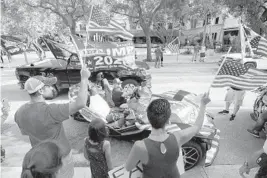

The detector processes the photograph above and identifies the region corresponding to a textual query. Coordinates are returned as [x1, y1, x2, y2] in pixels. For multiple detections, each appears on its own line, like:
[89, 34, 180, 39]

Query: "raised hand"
[200, 92, 211, 106]
[80, 67, 91, 80]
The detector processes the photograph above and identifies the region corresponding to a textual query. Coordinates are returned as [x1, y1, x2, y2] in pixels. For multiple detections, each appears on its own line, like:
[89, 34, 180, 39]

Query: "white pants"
[225, 88, 245, 106]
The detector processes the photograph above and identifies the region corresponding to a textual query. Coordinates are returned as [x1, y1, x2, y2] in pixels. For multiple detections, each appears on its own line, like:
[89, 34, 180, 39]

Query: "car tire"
[182, 140, 203, 171]
[121, 79, 139, 91]
[244, 62, 256, 69]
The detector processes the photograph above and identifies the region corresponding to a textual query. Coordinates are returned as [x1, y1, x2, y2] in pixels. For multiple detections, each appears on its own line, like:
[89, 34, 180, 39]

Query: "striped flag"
[211, 60, 267, 90]
[245, 27, 267, 58]
[250, 35, 267, 58]
[87, 6, 133, 40]
[167, 37, 180, 53]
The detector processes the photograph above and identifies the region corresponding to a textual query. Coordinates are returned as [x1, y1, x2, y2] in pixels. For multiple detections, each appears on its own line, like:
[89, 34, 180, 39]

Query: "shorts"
[225, 88, 245, 106]
[57, 150, 74, 178]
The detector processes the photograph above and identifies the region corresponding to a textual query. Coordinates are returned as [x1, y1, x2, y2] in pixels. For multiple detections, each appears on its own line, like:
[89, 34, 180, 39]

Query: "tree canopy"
[220, 0, 267, 34]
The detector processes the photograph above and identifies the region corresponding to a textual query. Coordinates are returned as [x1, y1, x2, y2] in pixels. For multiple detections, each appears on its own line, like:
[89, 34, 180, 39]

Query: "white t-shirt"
[89, 94, 110, 123]
[263, 140, 267, 154]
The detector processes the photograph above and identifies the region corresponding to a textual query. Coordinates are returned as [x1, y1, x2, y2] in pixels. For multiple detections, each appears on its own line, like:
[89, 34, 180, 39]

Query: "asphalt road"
[1, 60, 266, 171]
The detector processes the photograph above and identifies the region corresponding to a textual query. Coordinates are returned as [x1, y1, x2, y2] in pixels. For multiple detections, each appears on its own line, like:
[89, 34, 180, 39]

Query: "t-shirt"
[264, 140, 267, 154]
[15, 102, 71, 156]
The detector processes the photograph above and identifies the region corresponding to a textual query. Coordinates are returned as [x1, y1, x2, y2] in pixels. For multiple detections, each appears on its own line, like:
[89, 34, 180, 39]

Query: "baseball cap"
[24, 76, 57, 94]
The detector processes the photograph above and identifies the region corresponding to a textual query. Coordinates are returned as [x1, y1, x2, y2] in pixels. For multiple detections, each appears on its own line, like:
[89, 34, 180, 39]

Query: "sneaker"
[247, 129, 260, 138]
[229, 114, 235, 121]
[218, 110, 229, 114]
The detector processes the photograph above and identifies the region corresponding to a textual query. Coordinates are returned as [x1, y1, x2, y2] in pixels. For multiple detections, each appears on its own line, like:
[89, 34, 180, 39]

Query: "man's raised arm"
[69, 67, 91, 115]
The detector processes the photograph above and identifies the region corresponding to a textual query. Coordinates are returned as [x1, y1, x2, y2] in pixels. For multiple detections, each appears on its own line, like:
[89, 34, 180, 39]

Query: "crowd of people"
[10, 65, 213, 178]
[215, 86, 267, 177]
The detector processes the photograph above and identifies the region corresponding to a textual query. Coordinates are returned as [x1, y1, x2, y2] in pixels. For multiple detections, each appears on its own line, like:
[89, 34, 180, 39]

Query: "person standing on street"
[160, 45, 164, 67]
[15, 67, 91, 178]
[218, 87, 246, 121]
[154, 46, 162, 68]
[192, 43, 199, 63]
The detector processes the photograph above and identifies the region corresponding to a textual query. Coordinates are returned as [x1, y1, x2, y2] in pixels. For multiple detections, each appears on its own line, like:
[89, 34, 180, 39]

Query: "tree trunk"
[202, 14, 208, 47]
[23, 50, 29, 64]
[143, 28, 152, 62]
[1, 43, 12, 62]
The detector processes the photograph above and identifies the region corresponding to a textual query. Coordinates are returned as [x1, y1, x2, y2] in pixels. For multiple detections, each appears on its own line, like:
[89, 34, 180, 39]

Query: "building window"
[215, 17, 219, 24]
[212, 33, 217, 40]
[168, 23, 173, 29]
[190, 19, 197, 28]
[203, 20, 205, 26]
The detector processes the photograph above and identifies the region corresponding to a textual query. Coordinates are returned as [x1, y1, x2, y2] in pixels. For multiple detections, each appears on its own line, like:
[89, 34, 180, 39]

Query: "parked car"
[218, 53, 267, 69]
[69, 86, 220, 171]
[15, 38, 151, 99]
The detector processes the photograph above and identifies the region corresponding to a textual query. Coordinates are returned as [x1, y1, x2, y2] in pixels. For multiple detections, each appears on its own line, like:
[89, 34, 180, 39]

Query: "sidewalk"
[136, 52, 223, 64]
[1, 165, 259, 178]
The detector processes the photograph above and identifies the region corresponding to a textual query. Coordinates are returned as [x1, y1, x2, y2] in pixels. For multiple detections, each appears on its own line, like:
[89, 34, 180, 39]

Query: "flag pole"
[85, 5, 94, 50]
[239, 18, 246, 62]
[207, 46, 232, 93]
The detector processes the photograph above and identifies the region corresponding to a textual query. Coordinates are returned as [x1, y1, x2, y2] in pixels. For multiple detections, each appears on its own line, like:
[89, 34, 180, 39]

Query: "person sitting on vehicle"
[21, 141, 63, 178]
[112, 78, 127, 107]
[106, 87, 150, 128]
[95, 72, 114, 107]
[247, 95, 267, 138]
[87, 85, 111, 123]
[124, 93, 210, 178]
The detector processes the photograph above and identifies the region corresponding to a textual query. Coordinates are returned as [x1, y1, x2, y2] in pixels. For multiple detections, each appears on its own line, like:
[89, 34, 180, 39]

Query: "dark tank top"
[142, 134, 180, 178]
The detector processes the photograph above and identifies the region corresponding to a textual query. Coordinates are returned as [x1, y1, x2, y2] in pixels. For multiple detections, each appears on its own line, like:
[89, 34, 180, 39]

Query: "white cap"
[24, 76, 57, 94]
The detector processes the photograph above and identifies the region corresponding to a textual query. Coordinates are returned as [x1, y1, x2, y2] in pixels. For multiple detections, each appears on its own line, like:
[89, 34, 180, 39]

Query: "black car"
[15, 38, 151, 99]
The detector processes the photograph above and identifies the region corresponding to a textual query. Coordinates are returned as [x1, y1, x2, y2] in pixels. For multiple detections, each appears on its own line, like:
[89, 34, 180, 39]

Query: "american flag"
[249, 32, 267, 58]
[167, 37, 180, 53]
[211, 60, 267, 90]
[87, 6, 133, 40]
